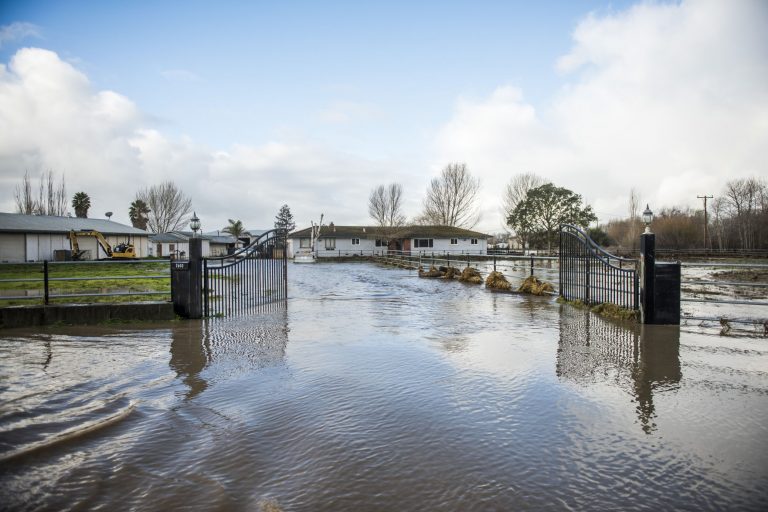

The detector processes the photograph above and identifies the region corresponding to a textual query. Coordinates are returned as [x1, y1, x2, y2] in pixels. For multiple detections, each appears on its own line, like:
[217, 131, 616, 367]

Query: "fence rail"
[0, 260, 170, 305]
[679, 261, 768, 323]
[376, 248, 767, 325]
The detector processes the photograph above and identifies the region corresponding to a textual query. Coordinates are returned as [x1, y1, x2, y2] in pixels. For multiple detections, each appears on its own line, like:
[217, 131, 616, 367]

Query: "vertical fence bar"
[204, 259, 209, 317]
[44, 260, 49, 305]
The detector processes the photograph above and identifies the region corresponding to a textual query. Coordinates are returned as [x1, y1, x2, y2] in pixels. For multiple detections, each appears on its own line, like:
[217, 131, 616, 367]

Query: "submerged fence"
[373, 250, 767, 326]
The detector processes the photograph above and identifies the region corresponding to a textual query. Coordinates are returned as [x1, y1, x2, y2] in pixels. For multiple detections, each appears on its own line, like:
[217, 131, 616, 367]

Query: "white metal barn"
[0, 212, 150, 262]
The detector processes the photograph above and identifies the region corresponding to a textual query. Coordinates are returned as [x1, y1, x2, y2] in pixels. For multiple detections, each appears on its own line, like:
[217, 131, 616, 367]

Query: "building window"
[169, 244, 175, 252]
[450, 238, 458, 245]
[351, 238, 360, 245]
[325, 238, 336, 250]
[471, 238, 478, 245]
[414, 239, 433, 248]
[300, 238, 310, 248]
[375, 239, 387, 247]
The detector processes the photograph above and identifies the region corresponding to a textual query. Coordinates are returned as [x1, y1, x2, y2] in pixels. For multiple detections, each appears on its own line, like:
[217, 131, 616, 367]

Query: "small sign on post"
[170, 238, 203, 319]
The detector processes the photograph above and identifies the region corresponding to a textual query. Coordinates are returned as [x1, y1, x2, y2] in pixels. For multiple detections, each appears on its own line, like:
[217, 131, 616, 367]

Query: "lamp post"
[642, 204, 654, 234]
[190, 212, 201, 238]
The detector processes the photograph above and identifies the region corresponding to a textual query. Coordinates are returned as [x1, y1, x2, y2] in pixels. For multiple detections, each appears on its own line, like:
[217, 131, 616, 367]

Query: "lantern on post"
[190, 212, 201, 237]
[642, 204, 654, 234]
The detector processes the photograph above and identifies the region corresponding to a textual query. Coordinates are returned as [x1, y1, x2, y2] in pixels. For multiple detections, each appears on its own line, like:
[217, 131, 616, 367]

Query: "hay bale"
[419, 265, 444, 278]
[518, 276, 555, 295]
[442, 266, 460, 279]
[485, 271, 512, 291]
[458, 266, 483, 284]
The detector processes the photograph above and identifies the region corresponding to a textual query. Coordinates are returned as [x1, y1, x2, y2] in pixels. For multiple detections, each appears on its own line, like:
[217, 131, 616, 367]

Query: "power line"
[697, 194, 713, 249]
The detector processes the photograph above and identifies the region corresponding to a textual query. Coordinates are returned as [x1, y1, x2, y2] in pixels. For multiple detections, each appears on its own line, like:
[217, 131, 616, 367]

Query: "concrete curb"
[0, 302, 175, 329]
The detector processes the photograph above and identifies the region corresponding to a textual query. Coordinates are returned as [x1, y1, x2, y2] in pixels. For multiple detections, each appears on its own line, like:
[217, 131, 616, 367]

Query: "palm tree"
[129, 199, 151, 230]
[223, 219, 245, 240]
[72, 192, 91, 218]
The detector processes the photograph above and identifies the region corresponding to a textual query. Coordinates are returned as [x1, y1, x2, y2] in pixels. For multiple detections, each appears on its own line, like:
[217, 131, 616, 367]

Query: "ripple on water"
[1, 263, 767, 511]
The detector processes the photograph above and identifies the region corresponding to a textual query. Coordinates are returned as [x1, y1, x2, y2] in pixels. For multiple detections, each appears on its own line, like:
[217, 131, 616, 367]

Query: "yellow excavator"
[69, 230, 138, 260]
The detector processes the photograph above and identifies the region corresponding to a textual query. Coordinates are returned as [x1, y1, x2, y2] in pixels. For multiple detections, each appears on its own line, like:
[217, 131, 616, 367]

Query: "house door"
[157, 244, 162, 257]
[402, 238, 411, 255]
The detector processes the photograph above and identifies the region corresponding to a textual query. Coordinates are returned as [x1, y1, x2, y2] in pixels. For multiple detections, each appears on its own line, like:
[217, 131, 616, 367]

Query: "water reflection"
[169, 305, 290, 400]
[557, 306, 681, 433]
[169, 323, 210, 400]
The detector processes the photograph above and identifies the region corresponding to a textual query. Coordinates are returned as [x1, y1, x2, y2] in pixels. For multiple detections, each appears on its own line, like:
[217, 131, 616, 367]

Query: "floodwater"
[1, 263, 767, 511]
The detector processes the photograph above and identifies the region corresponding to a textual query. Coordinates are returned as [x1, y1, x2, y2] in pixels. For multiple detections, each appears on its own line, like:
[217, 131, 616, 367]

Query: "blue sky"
[0, 0, 765, 232]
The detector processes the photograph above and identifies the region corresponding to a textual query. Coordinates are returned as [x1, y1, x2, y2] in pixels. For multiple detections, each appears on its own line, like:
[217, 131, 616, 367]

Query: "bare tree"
[137, 181, 193, 233]
[723, 177, 765, 250]
[627, 187, 641, 250]
[369, 183, 406, 228]
[14, 170, 67, 216]
[501, 173, 544, 220]
[421, 163, 481, 228]
[14, 171, 36, 214]
[710, 197, 727, 250]
[501, 173, 544, 248]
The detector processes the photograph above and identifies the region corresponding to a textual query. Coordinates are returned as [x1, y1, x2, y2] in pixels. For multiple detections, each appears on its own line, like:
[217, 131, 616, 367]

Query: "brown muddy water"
[1, 262, 767, 511]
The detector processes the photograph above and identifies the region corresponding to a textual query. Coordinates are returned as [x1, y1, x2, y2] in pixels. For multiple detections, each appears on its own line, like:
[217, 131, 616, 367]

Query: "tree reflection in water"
[169, 304, 289, 400]
[557, 305, 681, 433]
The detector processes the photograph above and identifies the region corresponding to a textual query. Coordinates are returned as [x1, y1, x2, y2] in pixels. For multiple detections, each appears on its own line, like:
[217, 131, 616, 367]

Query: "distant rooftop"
[0, 212, 149, 236]
[289, 225, 490, 239]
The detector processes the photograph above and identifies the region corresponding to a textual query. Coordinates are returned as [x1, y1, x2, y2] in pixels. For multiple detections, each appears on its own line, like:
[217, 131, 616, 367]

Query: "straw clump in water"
[419, 265, 444, 278]
[442, 266, 460, 279]
[518, 276, 554, 295]
[485, 271, 512, 291]
[459, 266, 483, 284]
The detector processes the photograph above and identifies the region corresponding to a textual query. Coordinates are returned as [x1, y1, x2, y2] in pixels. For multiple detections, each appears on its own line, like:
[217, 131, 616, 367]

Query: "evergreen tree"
[223, 219, 245, 239]
[129, 199, 151, 230]
[274, 204, 296, 233]
[508, 183, 597, 254]
[72, 191, 91, 218]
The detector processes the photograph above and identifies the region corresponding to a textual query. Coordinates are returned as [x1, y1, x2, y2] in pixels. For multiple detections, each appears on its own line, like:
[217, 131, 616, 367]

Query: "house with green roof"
[287, 223, 489, 259]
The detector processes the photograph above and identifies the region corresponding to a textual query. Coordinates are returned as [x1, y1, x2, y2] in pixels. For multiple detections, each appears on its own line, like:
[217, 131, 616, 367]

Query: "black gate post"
[171, 237, 203, 319]
[640, 232, 655, 324]
[640, 231, 681, 325]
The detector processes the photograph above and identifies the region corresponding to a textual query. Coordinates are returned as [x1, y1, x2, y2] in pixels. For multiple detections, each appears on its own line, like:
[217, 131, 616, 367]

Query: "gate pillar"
[640, 233, 655, 324]
[640, 232, 680, 325]
[171, 237, 203, 319]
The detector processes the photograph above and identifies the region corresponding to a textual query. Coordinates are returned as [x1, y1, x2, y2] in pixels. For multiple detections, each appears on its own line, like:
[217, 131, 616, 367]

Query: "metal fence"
[203, 229, 287, 317]
[374, 251, 560, 289]
[311, 249, 489, 258]
[559, 224, 639, 310]
[680, 261, 768, 326]
[0, 260, 170, 305]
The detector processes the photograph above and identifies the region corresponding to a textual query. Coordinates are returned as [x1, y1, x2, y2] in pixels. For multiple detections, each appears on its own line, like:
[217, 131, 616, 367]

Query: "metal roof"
[0, 212, 150, 236]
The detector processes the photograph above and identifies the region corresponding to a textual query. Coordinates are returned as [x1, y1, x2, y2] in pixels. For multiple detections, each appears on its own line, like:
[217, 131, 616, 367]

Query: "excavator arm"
[68, 230, 137, 260]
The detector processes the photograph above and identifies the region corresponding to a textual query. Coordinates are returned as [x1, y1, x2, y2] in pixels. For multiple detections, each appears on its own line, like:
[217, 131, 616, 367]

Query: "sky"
[0, 0, 766, 234]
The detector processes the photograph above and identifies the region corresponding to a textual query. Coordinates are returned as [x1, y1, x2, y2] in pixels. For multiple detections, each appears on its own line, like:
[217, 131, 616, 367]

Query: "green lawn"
[0, 261, 171, 306]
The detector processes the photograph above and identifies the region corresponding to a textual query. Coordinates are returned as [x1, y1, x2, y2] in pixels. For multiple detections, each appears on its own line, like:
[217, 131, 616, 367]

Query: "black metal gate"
[203, 229, 287, 317]
[559, 224, 638, 310]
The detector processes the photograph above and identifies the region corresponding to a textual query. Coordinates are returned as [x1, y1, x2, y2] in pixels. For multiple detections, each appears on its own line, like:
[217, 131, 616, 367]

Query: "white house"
[149, 231, 243, 258]
[0, 212, 150, 262]
[287, 224, 489, 258]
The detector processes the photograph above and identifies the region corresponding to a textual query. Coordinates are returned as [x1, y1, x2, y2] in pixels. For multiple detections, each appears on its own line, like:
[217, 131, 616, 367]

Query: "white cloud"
[436, 0, 768, 231]
[0, 22, 41, 49]
[0, 47, 404, 230]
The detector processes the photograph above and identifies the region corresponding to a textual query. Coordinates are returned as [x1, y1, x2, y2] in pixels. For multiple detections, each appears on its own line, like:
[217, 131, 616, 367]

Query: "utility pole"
[697, 194, 713, 250]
